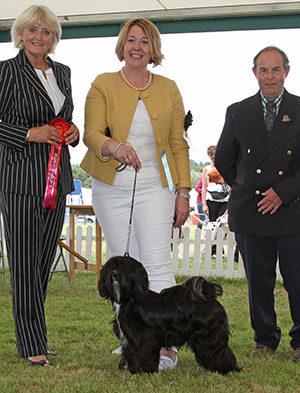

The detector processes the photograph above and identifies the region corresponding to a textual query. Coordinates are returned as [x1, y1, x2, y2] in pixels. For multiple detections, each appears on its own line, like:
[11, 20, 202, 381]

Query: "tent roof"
[1, 0, 300, 41]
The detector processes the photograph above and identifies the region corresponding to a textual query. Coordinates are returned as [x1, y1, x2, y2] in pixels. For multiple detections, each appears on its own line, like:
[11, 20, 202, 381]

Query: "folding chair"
[49, 236, 71, 283]
[66, 179, 85, 224]
[67, 179, 84, 205]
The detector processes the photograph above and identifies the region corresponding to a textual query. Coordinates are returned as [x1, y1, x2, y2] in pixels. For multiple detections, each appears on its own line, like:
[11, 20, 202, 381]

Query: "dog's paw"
[118, 358, 126, 370]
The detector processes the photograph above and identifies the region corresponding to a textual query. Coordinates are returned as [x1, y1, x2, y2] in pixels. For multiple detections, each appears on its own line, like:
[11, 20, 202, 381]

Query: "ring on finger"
[125, 158, 129, 162]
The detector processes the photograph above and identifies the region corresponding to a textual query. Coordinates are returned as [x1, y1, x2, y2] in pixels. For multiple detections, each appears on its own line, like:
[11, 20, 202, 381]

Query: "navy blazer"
[215, 89, 300, 236]
[0, 50, 77, 196]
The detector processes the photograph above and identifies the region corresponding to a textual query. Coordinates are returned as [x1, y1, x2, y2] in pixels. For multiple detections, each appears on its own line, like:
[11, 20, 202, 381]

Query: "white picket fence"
[171, 226, 246, 278]
[1, 222, 284, 281]
[56, 224, 246, 279]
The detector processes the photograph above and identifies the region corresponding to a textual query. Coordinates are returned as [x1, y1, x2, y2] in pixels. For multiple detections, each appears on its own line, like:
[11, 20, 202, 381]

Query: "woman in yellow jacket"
[81, 18, 191, 370]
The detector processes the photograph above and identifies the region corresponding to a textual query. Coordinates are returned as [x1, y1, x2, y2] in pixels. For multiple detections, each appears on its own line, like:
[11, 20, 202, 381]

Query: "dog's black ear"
[99, 256, 149, 303]
[125, 256, 149, 298]
[98, 261, 111, 299]
[98, 256, 124, 301]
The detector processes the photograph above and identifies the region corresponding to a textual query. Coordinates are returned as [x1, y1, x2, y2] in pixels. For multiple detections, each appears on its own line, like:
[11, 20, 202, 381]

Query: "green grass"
[0, 271, 299, 393]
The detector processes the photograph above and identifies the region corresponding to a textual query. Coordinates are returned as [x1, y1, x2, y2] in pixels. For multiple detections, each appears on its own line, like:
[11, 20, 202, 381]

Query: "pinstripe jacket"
[81, 72, 191, 190]
[0, 50, 77, 196]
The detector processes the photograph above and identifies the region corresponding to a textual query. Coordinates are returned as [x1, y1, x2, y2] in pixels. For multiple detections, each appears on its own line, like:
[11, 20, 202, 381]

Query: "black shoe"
[24, 357, 50, 366]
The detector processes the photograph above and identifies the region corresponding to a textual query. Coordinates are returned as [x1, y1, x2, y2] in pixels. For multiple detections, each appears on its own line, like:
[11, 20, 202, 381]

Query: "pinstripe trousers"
[0, 192, 65, 357]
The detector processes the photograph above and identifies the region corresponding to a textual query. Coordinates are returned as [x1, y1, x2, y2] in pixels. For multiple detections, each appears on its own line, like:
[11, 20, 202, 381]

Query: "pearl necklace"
[120, 68, 152, 91]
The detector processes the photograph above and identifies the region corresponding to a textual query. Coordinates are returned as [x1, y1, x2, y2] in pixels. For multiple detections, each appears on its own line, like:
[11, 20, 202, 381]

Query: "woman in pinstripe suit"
[0, 5, 79, 366]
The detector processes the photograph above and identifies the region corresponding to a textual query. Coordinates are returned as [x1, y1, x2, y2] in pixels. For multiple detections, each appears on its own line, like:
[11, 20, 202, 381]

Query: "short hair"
[253, 46, 289, 72]
[207, 145, 216, 157]
[115, 18, 164, 67]
[11, 5, 61, 55]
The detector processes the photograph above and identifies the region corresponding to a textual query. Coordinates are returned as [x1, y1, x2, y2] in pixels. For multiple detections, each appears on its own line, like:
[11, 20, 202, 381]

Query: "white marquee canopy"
[1, 0, 300, 30]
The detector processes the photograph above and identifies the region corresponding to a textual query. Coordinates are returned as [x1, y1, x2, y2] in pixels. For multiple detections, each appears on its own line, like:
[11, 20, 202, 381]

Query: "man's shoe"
[250, 344, 275, 356]
[293, 348, 300, 361]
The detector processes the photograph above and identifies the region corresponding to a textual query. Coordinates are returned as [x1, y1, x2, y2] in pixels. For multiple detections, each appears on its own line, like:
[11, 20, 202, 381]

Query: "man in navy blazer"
[215, 46, 300, 361]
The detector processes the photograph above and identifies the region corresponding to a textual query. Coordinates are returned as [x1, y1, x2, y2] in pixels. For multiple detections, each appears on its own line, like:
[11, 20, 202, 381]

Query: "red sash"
[43, 117, 70, 210]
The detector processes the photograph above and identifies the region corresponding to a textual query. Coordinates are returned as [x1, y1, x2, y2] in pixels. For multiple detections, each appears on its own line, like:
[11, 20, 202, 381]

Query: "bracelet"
[25, 129, 31, 142]
[176, 191, 190, 201]
[112, 142, 123, 159]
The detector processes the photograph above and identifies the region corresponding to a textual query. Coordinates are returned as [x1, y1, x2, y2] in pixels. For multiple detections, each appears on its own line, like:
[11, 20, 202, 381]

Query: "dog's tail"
[182, 276, 223, 302]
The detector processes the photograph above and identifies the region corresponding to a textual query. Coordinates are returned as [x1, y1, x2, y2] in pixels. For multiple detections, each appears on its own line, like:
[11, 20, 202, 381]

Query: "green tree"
[191, 169, 201, 188]
[189, 159, 210, 188]
[72, 164, 92, 188]
[190, 159, 200, 166]
[72, 160, 210, 190]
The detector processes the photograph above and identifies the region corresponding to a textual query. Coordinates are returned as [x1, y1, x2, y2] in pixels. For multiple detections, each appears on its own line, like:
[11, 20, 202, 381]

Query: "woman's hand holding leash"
[101, 139, 141, 171]
[114, 143, 141, 171]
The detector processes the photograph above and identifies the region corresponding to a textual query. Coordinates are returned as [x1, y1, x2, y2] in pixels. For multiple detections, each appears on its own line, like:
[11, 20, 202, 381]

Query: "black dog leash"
[116, 161, 137, 257]
[124, 170, 137, 256]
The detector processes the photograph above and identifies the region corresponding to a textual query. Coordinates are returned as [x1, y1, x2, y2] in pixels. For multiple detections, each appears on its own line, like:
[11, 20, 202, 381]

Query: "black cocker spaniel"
[99, 255, 241, 374]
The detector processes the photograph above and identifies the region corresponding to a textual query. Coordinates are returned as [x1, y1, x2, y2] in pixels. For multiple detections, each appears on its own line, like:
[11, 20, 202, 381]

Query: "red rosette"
[49, 117, 70, 145]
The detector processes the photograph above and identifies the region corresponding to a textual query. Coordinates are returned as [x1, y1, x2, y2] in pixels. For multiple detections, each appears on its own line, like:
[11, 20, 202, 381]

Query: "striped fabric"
[0, 50, 75, 196]
[0, 192, 65, 357]
[260, 90, 283, 119]
[0, 50, 77, 358]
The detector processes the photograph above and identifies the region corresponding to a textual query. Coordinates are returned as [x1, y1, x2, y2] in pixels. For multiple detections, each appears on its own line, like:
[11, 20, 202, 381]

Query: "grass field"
[0, 270, 299, 393]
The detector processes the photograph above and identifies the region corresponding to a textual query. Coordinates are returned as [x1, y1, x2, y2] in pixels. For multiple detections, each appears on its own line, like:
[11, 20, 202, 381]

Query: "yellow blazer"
[81, 72, 191, 189]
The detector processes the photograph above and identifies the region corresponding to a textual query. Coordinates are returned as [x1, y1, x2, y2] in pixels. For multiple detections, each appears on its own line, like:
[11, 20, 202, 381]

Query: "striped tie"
[265, 101, 276, 132]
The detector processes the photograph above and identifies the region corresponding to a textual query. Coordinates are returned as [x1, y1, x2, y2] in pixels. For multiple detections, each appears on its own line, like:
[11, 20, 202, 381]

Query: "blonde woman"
[81, 18, 191, 370]
[0, 5, 79, 366]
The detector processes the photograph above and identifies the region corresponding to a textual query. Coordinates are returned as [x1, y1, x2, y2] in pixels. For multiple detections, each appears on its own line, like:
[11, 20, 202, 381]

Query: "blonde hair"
[11, 5, 61, 55]
[115, 18, 164, 67]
